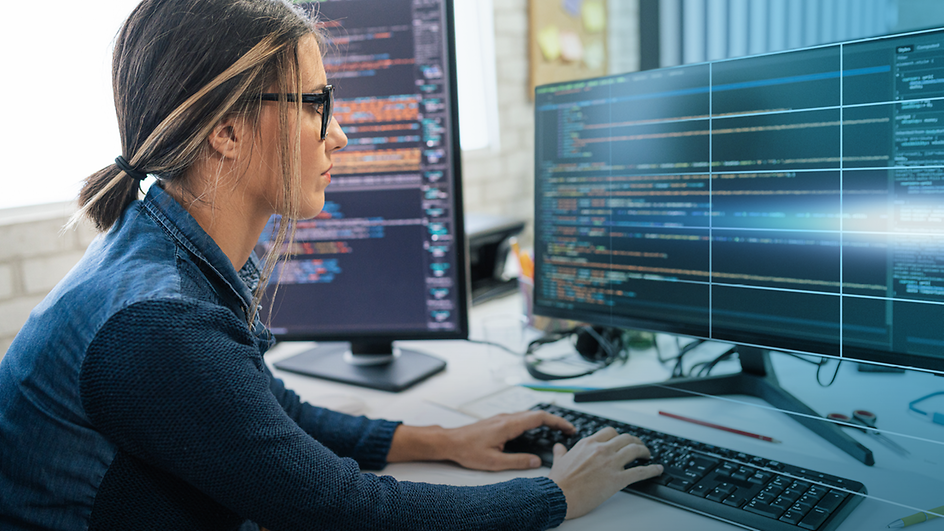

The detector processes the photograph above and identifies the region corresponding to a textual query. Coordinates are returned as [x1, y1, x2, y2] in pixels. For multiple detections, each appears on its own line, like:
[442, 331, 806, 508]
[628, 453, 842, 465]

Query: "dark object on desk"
[508, 404, 867, 531]
[524, 326, 627, 380]
[274, 342, 446, 393]
[857, 362, 905, 373]
[465, 213, 525, 305]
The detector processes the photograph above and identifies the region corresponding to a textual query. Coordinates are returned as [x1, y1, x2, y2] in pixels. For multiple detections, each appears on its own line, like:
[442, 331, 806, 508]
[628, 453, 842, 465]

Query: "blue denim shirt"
[0, 185, 567, 531]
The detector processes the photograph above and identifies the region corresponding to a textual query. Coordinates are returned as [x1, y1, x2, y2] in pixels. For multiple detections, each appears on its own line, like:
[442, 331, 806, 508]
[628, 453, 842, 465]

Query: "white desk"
[265, 293, 944, 530]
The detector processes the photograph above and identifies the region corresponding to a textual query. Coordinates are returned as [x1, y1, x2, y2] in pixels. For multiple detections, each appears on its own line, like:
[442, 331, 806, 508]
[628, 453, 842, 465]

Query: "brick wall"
[461, 0, 640, 243]
[0, 203, 98, 358]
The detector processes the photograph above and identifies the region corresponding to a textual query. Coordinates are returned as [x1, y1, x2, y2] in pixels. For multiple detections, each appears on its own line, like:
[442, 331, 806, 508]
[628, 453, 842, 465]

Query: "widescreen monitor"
[533, 26, 944, 462]
[256, 0, 467, 392]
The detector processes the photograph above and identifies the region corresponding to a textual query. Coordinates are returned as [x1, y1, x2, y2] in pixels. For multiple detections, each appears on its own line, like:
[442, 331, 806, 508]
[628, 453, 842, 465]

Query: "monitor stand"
[274, 340, 446, 393]
[574, 346, 875, 466]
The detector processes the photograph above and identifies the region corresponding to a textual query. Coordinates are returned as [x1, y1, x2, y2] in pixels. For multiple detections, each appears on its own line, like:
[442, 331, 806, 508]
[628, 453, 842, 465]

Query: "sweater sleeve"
[80, 299, 567, 531]
[264, 364, 399, 470]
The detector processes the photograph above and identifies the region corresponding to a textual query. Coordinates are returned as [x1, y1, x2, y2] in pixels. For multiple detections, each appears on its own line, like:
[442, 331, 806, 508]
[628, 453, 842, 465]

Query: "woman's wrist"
[387, 424, 450, 463]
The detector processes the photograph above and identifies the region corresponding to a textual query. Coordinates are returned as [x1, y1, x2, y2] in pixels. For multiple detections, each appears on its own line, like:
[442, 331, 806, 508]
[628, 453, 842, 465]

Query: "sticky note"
[562, 0, 582, 17]
[582, 0, 605, 33]
[584, 39, 605, 69]
[538, 25, 561, 61]
[559, 30, 583, 62]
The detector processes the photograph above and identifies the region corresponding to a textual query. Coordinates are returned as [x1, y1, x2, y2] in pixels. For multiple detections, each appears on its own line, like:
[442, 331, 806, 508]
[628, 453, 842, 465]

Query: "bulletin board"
[529, 0, 608, 99]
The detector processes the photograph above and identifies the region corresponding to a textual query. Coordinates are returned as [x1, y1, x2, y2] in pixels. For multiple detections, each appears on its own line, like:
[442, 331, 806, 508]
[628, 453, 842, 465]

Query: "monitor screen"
[533, 27, 944, 374]
[256, 0, 467, 346]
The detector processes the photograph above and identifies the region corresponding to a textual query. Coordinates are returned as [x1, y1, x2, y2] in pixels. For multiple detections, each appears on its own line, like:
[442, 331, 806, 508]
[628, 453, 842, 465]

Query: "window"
[454, 0, 501, 152]
[1, 0, 501, 211]
[1, 0, 140, 210]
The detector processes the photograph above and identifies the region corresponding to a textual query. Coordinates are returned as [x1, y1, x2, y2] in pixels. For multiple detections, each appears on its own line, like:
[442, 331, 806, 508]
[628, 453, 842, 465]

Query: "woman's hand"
[547, 427, 663, 519]
[387, 410, 575, 471]
[444, 410, 576, 471]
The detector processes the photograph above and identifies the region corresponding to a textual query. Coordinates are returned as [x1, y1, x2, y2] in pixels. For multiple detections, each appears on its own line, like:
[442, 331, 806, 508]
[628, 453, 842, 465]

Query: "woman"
[0, 0, 662, 529]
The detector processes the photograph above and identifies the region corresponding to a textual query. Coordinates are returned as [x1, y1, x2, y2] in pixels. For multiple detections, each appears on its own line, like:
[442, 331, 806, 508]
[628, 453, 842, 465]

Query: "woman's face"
[251, 33, 347, 220]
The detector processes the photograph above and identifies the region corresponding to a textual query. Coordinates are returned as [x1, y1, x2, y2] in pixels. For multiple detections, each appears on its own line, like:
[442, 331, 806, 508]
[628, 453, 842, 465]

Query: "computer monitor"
[256, 0, 468, 392]
[532, 27, 944, 464]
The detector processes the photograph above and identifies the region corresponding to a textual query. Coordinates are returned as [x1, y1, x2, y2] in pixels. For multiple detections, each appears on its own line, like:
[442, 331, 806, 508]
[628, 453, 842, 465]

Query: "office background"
[1, 0, 943, 359]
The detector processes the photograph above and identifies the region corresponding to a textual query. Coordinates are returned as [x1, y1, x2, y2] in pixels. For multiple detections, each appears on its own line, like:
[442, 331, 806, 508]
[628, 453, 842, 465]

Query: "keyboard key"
[763, 483, 785, 498]
[791, 480, 812, 492]
[780, 488, 804, 503]
[815, 491, 847, 513]
[753, 491, 777, 504]
[771, 497, 792, 512]
[668, 479, 693, 491]
[689, 483, 712, 497]
[791, 501, 815, 516]
[716, 462, 737, 477]
[779, 509, 804, 525]
[749, 471, 773, 485]
[723, 494, 748, 508]
[706, 488, 728, 502]
[744, 500, 785, 519]
[798, 494, 822, 508]
[799, 507, 830, 530]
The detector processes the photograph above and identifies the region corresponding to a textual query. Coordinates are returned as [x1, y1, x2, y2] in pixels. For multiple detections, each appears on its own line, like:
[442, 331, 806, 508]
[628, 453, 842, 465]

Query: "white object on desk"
[307, 393, 367, 416]
[456, 385, 556, 419]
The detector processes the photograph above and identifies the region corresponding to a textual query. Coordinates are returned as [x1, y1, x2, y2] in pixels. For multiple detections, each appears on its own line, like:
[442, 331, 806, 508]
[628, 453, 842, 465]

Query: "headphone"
[524, 326, 627, 380]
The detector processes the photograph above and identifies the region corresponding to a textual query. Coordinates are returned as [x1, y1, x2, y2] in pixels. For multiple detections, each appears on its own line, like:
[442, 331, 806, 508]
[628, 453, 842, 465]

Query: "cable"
[816, 357, 842, 387]
[524, 325, 627, 381]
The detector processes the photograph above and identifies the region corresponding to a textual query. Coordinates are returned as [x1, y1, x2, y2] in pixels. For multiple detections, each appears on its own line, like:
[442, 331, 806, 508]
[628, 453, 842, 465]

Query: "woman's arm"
[264, 364, 399, 469]
[81, 299, 568, 531]
[387, 410, 573, 470]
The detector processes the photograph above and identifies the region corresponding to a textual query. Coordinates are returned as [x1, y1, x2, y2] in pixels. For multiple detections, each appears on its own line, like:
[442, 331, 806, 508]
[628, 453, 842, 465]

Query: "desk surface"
[266, 294, 944, 531]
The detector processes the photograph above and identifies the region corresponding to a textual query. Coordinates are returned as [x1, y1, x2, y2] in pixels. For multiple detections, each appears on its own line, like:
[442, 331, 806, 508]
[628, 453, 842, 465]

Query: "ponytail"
[71, 163, 142, 232]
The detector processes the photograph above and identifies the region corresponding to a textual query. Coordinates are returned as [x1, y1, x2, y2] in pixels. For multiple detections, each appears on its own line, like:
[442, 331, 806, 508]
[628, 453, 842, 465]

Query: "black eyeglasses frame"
[259, 84, 334, 140]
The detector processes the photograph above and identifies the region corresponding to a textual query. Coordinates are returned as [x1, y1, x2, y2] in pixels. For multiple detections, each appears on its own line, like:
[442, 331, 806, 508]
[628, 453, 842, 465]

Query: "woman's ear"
[206, 116, 245, 160]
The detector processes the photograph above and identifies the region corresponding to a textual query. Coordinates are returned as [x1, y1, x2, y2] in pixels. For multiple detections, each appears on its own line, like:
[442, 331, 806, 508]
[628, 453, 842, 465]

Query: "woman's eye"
[310, 103, 324, 115]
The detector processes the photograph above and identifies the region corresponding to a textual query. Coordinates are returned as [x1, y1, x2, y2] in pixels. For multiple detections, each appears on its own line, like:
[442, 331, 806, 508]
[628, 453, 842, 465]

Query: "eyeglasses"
[259, 84, 334, 140]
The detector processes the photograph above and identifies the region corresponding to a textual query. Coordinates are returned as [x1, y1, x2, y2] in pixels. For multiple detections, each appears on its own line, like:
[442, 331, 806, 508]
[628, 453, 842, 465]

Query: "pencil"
[659, 410, 782, 443]
[887, 504, 944, 528]
[519, 383, 600, 393]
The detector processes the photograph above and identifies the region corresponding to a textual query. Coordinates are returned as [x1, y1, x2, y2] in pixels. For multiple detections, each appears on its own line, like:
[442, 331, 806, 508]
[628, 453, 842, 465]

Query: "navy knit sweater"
[0, 185, 568, 530]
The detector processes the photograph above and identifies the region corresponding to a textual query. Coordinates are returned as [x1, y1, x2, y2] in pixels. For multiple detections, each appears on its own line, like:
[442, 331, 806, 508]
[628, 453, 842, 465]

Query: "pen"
[659, 411, 782, 443]
[887, 505, 944, 528]
[519, 383, 600, 393]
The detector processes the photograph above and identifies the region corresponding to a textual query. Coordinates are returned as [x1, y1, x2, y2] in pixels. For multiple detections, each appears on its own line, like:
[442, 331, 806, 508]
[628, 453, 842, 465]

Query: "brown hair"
[72, 0, 322, 323]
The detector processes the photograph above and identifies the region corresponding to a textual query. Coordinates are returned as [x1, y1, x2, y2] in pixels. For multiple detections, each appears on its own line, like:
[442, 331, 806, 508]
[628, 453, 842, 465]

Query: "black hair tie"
[115, 156, 149, 181]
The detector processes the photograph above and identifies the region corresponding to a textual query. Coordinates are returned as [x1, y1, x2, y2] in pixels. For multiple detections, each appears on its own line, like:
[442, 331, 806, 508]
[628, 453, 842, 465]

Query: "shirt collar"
[142, 184, 259, 317]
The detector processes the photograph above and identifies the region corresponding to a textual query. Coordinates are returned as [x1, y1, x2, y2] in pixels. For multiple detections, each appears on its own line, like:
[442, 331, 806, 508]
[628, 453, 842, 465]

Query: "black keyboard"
[506, 404, 867, 531]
